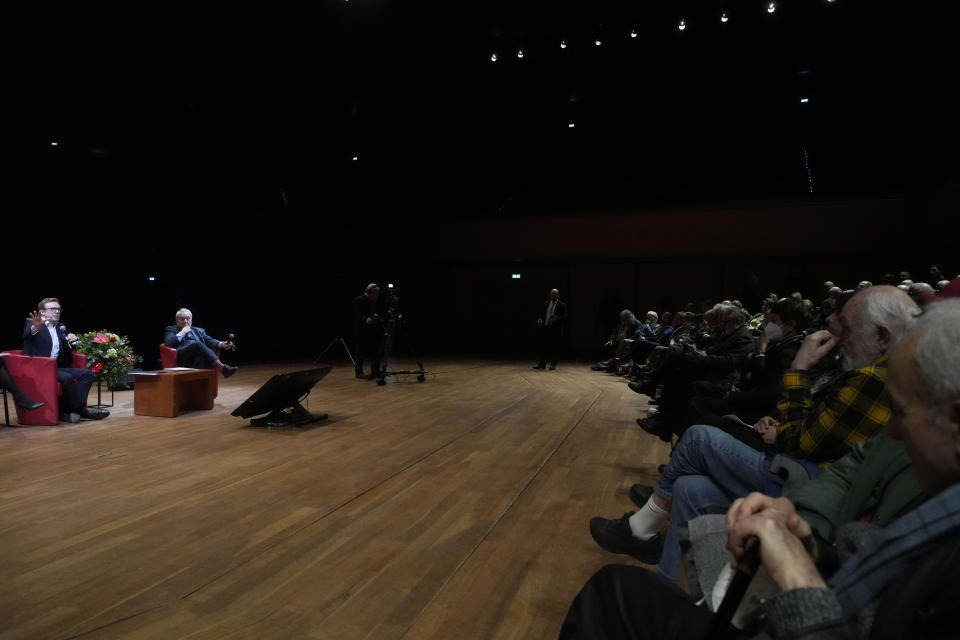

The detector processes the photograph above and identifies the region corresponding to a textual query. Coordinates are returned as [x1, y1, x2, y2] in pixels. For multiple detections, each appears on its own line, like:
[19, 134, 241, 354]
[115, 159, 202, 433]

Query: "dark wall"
[5, 189, 957, 364]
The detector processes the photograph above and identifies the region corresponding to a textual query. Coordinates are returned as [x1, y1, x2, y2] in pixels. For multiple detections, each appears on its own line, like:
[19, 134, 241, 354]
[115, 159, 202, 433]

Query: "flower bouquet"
[74, 331, 143, 389]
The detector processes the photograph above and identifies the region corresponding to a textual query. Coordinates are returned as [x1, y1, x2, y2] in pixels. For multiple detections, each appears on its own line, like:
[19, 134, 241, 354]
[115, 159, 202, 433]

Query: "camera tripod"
[376, 310, 427, 385]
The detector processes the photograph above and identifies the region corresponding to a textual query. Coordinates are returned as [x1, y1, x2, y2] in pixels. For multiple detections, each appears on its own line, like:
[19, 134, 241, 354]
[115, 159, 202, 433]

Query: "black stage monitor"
[231, 366, 332, 427]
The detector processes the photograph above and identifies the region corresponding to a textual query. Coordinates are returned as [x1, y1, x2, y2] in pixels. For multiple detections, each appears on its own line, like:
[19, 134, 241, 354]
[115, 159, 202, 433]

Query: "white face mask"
[763, 322, 784, 342]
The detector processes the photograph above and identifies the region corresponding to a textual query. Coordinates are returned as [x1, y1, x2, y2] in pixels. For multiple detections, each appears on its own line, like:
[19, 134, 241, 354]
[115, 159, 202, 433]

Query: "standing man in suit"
[534, 288, 567, 370]
[164, 308, 237, 377]
[23, 297, 108, 422]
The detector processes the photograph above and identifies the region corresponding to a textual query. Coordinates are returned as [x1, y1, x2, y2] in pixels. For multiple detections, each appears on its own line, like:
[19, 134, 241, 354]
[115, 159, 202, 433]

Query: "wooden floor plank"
[0, 360, 667, 639]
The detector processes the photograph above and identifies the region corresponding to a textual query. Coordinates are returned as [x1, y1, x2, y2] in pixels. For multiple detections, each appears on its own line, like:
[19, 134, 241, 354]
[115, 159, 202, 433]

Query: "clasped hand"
[725, 493, 826, 591]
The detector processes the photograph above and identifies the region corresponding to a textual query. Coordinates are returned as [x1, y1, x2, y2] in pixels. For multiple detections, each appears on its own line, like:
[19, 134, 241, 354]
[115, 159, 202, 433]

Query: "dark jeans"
[559, 565, 716, 640]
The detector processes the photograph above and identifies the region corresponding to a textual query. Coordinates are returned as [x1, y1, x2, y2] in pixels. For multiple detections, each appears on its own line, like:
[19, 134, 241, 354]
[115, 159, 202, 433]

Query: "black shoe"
[549, 363, 557, 370]
[591, 363, 607, 371]
[354, 366, 365, 379]
[15, 398, 44, 411]
[60, 412, 81, 424]
[636, 416, 672, 442]
[628, 380, 657, 396]
[221, 364, 238, 378]
[533, 364, 546, 370]
[79, 408, 109, 420]
[589, 512, 663, 564]
[629, 484, 655, 508]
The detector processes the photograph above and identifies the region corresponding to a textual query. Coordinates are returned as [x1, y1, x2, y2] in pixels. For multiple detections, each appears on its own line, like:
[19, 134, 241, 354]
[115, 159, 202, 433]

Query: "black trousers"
[539, 325, 561, 365]
[56, 367, 94, 412]
[354, 325, 382, 370]
[176, 342, 219, 369]
[0, 361, 31, 403]
[559, 565, 716, 640]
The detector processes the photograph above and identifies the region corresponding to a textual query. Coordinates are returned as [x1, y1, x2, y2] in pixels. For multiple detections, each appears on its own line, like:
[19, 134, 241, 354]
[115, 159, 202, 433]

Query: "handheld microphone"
[58, 324, 78, 349]
[228, 333, 236, 351]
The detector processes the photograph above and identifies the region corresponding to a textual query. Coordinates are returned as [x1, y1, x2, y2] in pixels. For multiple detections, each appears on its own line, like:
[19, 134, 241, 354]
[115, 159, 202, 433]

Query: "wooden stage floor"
[0, 359, 669, 639]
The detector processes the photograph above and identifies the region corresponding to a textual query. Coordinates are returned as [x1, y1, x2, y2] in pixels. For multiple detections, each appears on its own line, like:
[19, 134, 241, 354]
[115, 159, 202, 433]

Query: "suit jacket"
[164, 326, 222, 351]
[22, 321, 74, 367]
[541, 299, 567, 333]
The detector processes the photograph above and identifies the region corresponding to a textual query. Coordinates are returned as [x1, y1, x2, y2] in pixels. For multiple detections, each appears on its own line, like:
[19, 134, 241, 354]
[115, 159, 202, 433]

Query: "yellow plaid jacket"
[776, 356, 890, 465]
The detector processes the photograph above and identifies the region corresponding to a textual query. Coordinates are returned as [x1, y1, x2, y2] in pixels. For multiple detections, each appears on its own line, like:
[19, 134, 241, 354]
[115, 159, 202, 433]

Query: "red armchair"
[158, 344, 219, 398]
[1, 350, 88, 425]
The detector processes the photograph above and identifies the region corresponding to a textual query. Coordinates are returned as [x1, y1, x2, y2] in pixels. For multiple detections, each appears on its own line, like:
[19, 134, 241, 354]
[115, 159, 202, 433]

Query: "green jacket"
[786, 431, 924, 543]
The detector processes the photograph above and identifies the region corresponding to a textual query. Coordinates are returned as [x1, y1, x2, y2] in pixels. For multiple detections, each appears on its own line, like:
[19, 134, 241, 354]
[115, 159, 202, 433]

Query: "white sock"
[628, 497, 669, 540]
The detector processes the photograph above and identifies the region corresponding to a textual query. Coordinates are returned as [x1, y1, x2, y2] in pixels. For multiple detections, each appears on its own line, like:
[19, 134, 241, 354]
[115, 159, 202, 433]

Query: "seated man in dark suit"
[22, 297, 107, 422]
[163, 308, 237, 377]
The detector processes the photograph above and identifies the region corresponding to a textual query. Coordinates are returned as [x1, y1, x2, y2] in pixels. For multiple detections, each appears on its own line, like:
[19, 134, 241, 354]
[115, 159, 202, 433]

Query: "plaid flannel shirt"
[776, 356, 890, 466]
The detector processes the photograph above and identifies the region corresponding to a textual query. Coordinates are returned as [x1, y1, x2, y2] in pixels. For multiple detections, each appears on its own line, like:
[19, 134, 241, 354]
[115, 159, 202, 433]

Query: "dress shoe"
[79, 408, 109, 420]
[354, 366, 365, 379]
[532, 364, 546, 370]
[628, 380, 656, 396]
[629, 484, 655, 508]
[221, 364, 238, 378]
[636, 416, 672, 442]
[589, 512, 663, 564]
[15, 398, 44, 411]
[60, 412, 82, 424]
[549, 363, 557, 370]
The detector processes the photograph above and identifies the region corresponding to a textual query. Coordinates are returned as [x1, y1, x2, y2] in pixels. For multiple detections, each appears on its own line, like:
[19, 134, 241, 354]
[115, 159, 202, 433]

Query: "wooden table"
[133, 369, 216, 417]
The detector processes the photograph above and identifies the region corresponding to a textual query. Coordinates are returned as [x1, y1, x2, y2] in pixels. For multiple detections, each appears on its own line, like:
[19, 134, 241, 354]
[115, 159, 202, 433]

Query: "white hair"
[912, 299, 960, 412]
[646, 310, 659, 322]
[176, 308, 192, 319]
[857, 286, 920, 347]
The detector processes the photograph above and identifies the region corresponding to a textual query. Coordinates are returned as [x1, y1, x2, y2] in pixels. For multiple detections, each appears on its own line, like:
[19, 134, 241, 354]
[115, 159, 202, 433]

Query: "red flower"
[93, 333, 110, 344]
[109, 337, 117, 342]
[91, 361, 104, 373]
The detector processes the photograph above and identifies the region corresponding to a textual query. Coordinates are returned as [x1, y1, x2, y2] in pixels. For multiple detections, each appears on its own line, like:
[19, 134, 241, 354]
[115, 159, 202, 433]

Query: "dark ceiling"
[4, 0, 954, 225]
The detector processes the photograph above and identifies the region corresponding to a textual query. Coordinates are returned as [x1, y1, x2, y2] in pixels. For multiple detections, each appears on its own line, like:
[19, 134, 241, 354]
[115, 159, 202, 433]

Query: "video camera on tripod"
[374, 284, 427, 385]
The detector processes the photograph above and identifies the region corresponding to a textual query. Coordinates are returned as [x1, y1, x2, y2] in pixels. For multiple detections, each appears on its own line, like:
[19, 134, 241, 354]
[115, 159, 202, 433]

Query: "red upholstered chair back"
[158, 344, 219, 398]
[1, 350, 88, 425]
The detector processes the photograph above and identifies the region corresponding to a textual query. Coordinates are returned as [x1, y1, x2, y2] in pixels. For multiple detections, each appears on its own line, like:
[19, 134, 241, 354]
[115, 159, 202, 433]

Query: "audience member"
[592, 310, 640, 372]
[561, 297, 960, 640]
[590, 286, 917, 579]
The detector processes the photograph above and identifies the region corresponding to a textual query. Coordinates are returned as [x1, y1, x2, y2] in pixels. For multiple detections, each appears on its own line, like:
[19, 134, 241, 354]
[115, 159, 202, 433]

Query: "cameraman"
[352, 283, 384, 380]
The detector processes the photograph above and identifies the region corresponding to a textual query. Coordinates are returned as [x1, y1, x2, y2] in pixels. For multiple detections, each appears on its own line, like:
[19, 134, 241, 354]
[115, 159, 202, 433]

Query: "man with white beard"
[589, 285, 920, 581]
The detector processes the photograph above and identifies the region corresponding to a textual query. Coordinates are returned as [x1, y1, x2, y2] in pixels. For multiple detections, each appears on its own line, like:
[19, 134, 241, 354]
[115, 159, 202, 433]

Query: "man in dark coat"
[534, 288, 567, 370]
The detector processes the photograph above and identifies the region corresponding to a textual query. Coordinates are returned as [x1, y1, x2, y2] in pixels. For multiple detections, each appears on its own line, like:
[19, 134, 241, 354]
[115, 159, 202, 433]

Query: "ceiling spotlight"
[630, 29, 637, 38]
[49, 141, 59, 147]
[721, 12, 729, 23]
[767, 3, 776, 13]
[352, 156, 359, 161]
[568, 123, 576, 128]
[490, 52, 497, 62]
[678, 19, 686, 31]
[517, 49, 524, 59]
[560, 40, 567, 49]
[800, 97, 809, 103]
[595, 38, 601, 46]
